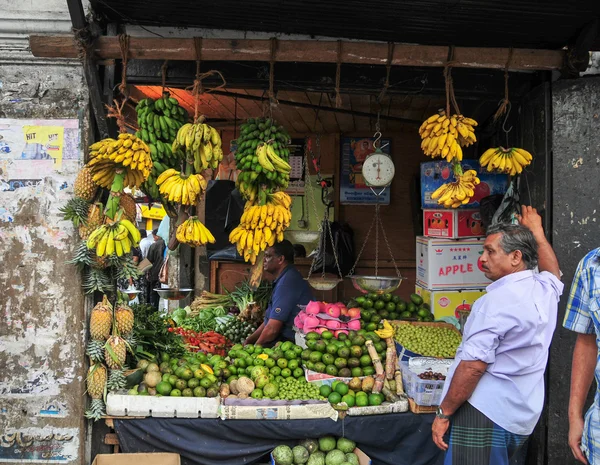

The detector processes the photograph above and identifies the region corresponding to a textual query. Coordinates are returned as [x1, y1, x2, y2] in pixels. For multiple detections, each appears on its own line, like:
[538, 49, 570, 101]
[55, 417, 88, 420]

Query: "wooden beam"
[29, 35, 566, 71]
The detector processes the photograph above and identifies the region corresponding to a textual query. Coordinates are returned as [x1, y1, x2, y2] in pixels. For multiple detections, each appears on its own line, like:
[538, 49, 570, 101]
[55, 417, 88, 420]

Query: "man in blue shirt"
[245, 240, 314, 347]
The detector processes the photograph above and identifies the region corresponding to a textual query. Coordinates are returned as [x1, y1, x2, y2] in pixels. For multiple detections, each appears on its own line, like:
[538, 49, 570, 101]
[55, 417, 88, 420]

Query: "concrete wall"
[0, 1, 90, 464]
[548, 76, 600, 464]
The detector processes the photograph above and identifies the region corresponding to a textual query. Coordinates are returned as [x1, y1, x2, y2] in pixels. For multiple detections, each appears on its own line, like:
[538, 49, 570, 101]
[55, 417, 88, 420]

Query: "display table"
[115, 413, 443, 465]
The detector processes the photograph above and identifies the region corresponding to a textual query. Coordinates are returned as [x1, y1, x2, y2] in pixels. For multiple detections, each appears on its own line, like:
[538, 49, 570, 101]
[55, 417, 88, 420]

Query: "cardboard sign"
[416, 236, 491, 289]
[423, 209, 485, 238]
[415, 285, 486, 318]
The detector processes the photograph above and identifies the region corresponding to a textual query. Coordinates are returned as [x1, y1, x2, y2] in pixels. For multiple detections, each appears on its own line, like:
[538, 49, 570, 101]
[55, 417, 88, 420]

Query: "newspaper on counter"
[219, 401, 338, 421]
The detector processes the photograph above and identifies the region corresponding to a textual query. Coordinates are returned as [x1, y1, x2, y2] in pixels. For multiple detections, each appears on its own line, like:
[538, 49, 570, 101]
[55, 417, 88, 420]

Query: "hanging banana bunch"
[419, 112, 478, 162]
[86, 219, 141, 257]
[229, 192, 291, 264]
[155, 168, 209, 205]
[176, 216, 215, 247]
[172, 121, 224, 172]
[479, 147, 533, 175]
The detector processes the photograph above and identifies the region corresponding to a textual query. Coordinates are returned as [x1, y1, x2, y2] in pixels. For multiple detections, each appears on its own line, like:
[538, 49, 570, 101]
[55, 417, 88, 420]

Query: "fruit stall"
[24, 0, 579, 462]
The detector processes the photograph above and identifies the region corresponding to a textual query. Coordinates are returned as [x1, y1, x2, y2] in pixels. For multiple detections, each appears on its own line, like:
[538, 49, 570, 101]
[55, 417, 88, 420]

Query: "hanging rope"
[160, 60, 169, 96]
[335, 40, 343, 108]
[443, 46, 460, 116]
[268, 38, 279, 105]
[377, 42, 395, 103]
[188, 37, 228, 122]
[105, 99, 136, 134]
[117, 34, 130, 98]
[493, 47, 514, 122]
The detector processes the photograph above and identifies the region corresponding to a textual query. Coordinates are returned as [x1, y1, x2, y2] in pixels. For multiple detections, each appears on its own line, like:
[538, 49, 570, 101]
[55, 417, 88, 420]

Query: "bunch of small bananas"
[375, 320, 395, 339]
[176, 216, 215, 247]
[228, 192, 292, 264]
[479, 147, 533, 175]
[419, 112, 478, 162]
[172, 122, 224, 172]
[431, 170, 481, 208]
[135, 96, 189, 201]
[155, 169, 208, 205]
[87, 134, 153, 189]
[256, 142, 292, 175]
[86, 219, 141, 257]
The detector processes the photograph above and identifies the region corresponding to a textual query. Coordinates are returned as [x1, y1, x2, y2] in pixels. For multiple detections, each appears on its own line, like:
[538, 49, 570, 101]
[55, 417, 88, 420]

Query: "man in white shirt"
[432, 206, 563, 465]
[138, 229, 154, 259]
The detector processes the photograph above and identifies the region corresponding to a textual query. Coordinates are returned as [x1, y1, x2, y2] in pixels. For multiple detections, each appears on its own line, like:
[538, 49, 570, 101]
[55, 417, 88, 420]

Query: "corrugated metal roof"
[90, 0, 599, 50]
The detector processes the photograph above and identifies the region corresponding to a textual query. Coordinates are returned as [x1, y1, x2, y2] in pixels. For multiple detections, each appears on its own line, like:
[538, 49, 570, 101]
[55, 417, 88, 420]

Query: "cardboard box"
[271, 448, 371, 465]
[92, 453, 180, 465]
[421, 160, 508, 209]
[415, 285, 486, 319]
[416, 236, 490, 289]
[423, 209, 485, 238]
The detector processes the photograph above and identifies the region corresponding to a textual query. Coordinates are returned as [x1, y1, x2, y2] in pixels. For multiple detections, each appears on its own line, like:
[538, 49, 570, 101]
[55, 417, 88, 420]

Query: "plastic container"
[399, 361, 445, 406]
[105, 392, 220, 418]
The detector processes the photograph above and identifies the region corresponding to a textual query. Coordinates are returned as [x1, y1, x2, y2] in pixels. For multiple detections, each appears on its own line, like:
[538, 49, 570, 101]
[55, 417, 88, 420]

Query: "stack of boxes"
[416, 160, 508, 320]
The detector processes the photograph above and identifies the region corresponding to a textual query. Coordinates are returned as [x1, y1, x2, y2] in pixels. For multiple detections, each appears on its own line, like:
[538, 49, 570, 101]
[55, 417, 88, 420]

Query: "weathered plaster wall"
[0, 2, 90, 464]
[548, 76, 600, 465]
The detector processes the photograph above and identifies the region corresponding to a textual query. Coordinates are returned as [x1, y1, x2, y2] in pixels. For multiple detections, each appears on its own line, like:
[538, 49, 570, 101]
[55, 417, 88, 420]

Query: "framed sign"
[340, 137, 391, 205]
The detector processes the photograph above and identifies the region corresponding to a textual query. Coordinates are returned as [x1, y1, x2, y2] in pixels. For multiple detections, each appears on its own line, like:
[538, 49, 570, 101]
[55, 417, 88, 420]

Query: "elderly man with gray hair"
[432, 206, 563, 465]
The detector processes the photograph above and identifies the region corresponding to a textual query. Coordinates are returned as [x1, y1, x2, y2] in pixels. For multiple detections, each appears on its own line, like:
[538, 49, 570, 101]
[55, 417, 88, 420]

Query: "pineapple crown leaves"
[67, 241, 95, 270]
[107, 368, 128, 391]
[83, 268, 114, 295]
[112, 254, 142, 281]
[86, 339, 105, 363]
[60, 197, 90, 227]
[84, 399, 106, 421]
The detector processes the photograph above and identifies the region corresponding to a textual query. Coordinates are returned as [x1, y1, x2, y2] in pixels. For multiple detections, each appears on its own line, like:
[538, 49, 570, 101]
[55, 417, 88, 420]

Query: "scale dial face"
[362, 153, 395, 187]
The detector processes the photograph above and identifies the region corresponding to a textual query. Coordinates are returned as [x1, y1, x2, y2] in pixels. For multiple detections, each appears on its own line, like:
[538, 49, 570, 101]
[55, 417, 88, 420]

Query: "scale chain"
[378, 209, 402, 278]
[346, 207, 377, 277]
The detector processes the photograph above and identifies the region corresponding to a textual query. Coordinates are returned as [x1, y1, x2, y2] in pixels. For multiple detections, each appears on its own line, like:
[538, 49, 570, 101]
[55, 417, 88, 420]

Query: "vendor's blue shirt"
[264, 265, 314, 341]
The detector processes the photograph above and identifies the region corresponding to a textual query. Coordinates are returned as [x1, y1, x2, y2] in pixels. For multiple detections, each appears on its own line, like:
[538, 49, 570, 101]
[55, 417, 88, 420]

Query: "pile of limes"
[352, 292, 434, 330]
[393, 323, 461, 358]
[320, 380, 384, 408]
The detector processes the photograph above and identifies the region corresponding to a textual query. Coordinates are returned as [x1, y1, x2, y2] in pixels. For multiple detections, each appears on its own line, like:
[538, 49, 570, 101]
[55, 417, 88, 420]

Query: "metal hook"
[501, 101, 513, 135]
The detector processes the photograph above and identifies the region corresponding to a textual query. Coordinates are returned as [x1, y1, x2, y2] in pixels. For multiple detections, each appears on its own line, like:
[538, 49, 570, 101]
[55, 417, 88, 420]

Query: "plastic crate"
[399, 361, 445, 406]
[393, 320, 462, 362]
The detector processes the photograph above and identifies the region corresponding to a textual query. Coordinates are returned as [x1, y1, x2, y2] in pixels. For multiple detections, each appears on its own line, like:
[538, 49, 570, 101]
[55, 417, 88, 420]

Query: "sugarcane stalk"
[395, 370, 405, 396]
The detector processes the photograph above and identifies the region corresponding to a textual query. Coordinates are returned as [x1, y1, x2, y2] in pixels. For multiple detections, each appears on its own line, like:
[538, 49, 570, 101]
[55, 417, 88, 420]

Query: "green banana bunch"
[234, 117, 292, 201]
[172, 121, 224, 173]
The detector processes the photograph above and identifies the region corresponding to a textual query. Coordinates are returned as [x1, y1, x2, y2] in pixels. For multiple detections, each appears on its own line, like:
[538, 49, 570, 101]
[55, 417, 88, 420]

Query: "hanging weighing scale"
[304, 135, 344, 292]
[347, 128, 404, 294]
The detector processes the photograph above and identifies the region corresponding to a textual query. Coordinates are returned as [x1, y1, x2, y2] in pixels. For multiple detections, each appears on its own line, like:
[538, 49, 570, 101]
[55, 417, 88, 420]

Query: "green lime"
[328, 392, 342, 404]
[351, 367, 363, 377]
[156, 381, 172, 396]
[187, 378, 200, 389]
[281, 368, 292, 378]
[342, 394, 355, 407]
[366, 323, 378, 332]
[355, 395, 368, 407]
[322, 354, 335, 365]
[293, 368, 304, 378]
[362, 366, 375, 376]
[374, 300, 385, 310]
[321, 331, 334, 340]
[334, 383, 349, 396]
[386, 302, 396, 312]
[265, 358, 276, 368]
[270, 366, 281, 376]
[277, 358, 288, 369]
[320, 385, 332, 397]
[369, 393, 384, 406]
[193, 386, 206, 397]
[170, 389, 182, 397]
[363, 299, 373, 309]
[182, 388, 194, 397]
[355, 296, 366, 305]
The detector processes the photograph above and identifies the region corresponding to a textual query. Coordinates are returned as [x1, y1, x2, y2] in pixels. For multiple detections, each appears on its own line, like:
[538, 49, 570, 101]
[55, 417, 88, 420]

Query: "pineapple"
[86, 363, 107, 399]
[86, 339, 105, 363]
[119, 193, 138, 223]
[74, 166, 98, 201]
[85, 399, 106, 421]
[107, 368, 127, 392]
[68, 241, 94, 271]
[89, 298, 112, 340]
[60, 197, 90, 227]
[104, 335, 127, 369]
[79, 202, 104, 240]
[115, 305, 134, 335]
[85, 364, 107, 421]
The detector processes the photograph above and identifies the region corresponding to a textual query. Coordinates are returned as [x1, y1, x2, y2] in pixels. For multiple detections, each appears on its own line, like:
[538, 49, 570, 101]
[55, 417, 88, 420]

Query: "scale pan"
[306, 276, 342, 291]
[350, 275, 403, 294]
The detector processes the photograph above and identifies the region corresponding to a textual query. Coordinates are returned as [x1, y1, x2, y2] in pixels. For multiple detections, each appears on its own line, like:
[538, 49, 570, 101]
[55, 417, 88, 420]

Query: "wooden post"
[194, 193, 210, 296]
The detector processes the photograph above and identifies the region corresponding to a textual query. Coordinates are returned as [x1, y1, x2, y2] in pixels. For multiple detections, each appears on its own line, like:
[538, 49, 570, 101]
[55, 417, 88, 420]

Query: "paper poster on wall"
[340, 137, 391, 205]
[0, 427, 79, 463]
[0, 119, 79, 191]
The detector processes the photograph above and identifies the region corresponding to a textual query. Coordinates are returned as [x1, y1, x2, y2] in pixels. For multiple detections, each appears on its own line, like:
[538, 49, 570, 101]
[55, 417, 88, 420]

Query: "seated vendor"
[245, 240, 314, 347]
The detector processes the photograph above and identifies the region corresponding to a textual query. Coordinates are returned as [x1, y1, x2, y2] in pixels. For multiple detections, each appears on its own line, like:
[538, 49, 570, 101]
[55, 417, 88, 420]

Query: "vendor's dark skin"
[244, 247, 287, 346]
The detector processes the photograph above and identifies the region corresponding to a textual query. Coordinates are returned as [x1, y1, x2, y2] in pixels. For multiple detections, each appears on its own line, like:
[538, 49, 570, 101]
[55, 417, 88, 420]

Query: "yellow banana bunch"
[155, 168, 208, 205]
[375, 320, 395, 339]
[479, 147, 533, 176]
[256, 142, 292, 174]
[87, 134, 153, 188]
[229, 192, 291, 265]
[176, 216, 216, 247]
[430, 169, 481, 208]
[419, 112, 478, 161]
[173, 122, 224, 172]
[86, 219, 141, 257]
